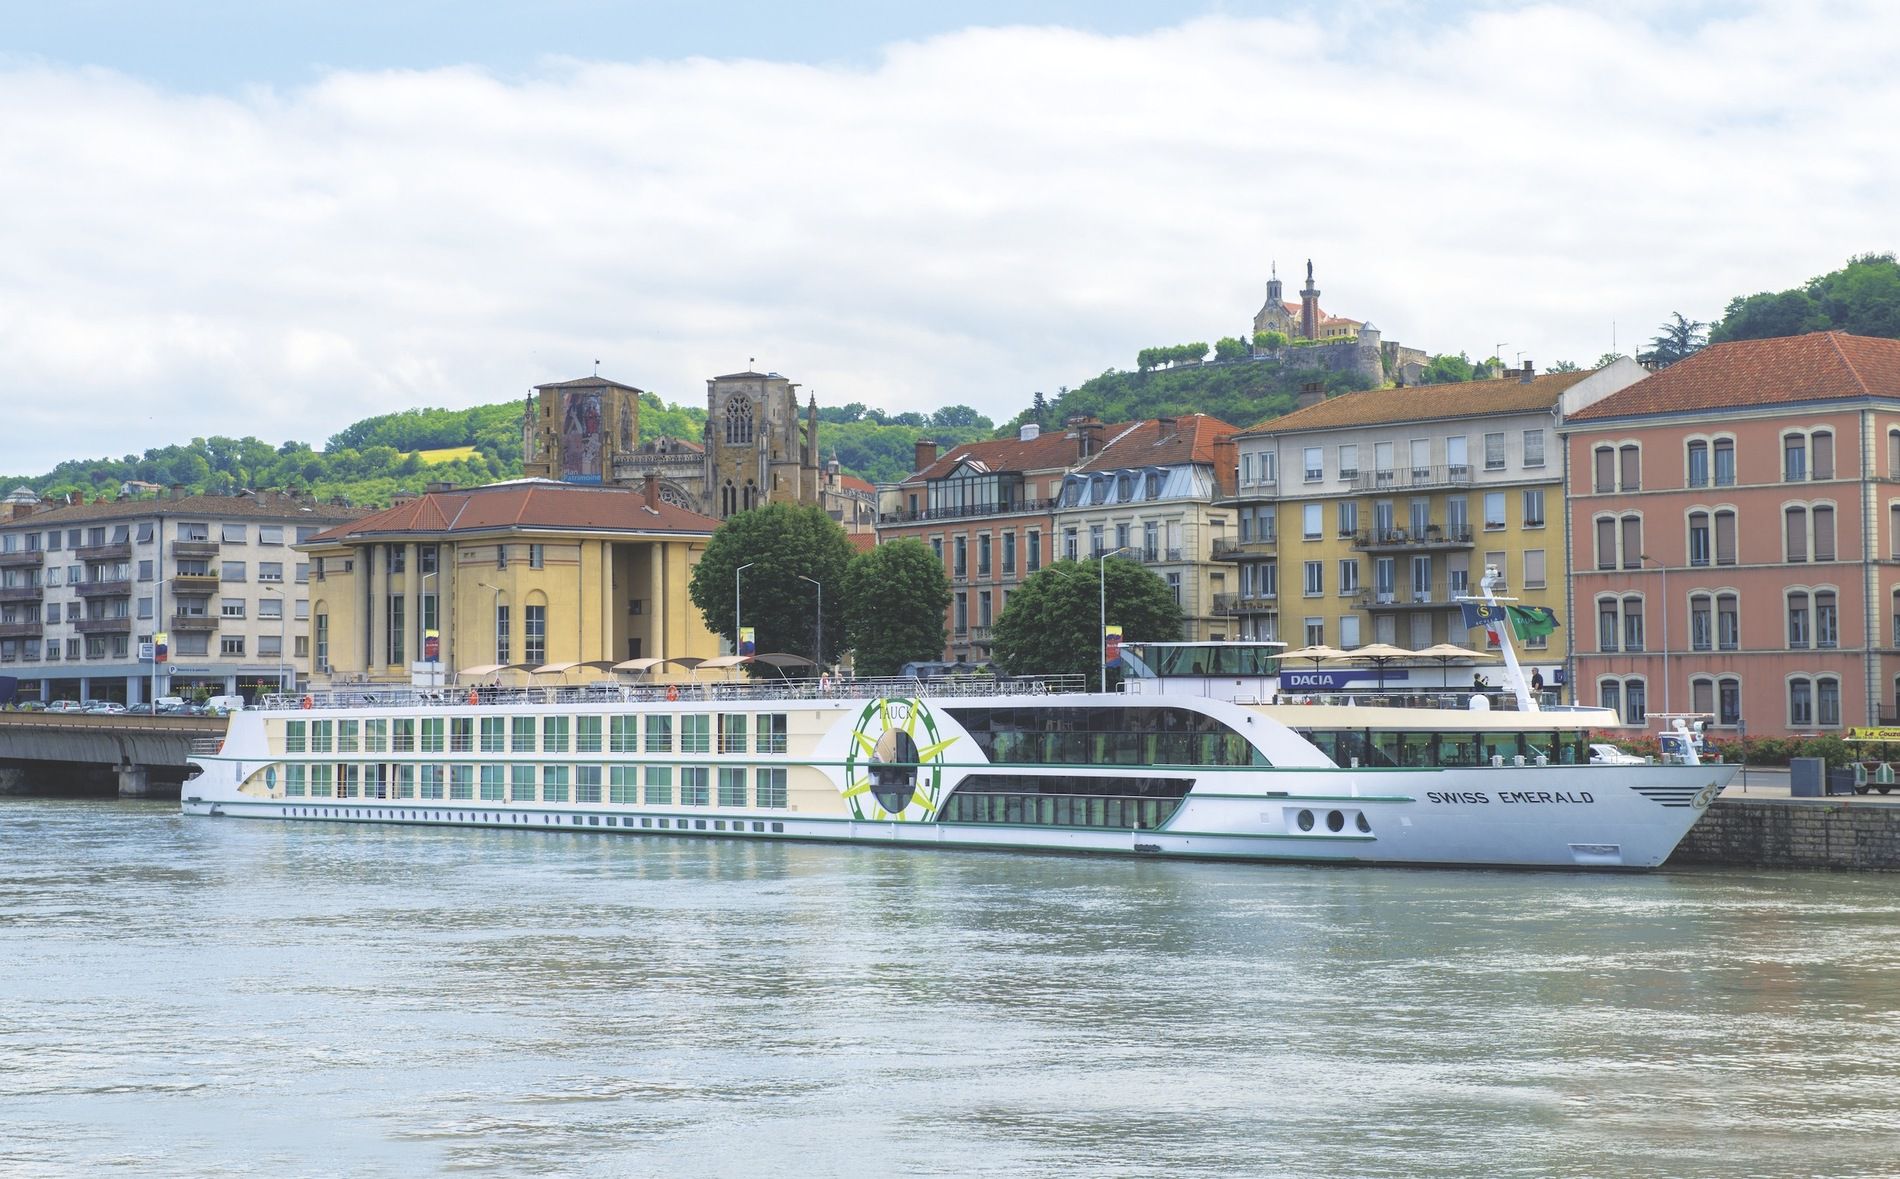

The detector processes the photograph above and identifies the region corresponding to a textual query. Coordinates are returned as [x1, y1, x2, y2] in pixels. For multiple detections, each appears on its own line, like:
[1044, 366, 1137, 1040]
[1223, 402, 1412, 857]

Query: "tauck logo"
[841, 698, 956, 821]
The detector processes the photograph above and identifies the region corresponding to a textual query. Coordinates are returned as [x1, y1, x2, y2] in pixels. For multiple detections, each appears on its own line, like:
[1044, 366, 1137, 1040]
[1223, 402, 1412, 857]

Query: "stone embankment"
[1673, 790, 1900, 871]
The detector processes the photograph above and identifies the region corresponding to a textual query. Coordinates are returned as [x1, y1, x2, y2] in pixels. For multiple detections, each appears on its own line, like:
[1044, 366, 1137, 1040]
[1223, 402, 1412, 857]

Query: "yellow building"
[298, 477, 722, 684]
[1224, 362, 1645, 679]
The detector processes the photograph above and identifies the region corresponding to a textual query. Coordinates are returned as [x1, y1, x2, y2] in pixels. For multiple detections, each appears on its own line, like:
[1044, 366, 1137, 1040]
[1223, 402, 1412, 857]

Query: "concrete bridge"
[0, 712, 226, 796]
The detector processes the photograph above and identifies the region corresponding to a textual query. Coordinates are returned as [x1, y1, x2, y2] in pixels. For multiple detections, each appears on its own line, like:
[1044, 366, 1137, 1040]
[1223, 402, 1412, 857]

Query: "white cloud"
[1, 2, 1898, 472]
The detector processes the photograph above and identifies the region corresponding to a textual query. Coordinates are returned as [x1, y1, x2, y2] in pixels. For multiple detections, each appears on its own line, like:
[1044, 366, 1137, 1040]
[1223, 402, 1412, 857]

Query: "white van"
[204, 694, 246, 715]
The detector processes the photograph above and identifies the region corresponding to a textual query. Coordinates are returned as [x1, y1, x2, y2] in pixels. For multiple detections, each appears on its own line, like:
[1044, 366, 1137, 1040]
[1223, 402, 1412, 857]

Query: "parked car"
[47, 700, 84, 713]
[83, 701, 127, 715]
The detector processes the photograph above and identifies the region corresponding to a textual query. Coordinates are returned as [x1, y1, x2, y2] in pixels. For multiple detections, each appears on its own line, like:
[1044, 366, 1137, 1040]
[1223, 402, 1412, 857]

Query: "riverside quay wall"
[1673, 797, 1900, 872]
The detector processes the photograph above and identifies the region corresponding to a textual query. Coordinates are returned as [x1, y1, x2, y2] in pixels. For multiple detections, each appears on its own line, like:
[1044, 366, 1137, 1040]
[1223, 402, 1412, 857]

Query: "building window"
[1690, 593, 1713, 651]
[1304, 617, 1325, 647]
[1717, 593, 1740, 650]
[1303, 447, 1323, 482]
[725, 396, 754, 445]
[1523, 549, 1546, 589]
[221, 524, 246, 544]
[1303, 561, 1323, 596]
[529, 544, 544, 570]
[387, 596, 404, 665]
[1522, 430, 1544, 469]
[1598, 677, 1647, 725]
[220, 635, 245, 656]
[524, 604, 546, 663]
[1302, 504, 1322, 540]
[220, 561, 246, 582]
[1337, 559, 1359, 595]
[495, 604, 510, 664]
[1715, 508, 1738, 565]
[1002, 532, 1015, 575]
[1521, 490, 1544, 528]
[1786, 591, 1810, 649]
[1483, 492, 1506, 530]
[1687, 440, 1709, 488]
[954, 536, 967, 577]
[1688, 511, 1711, 566]
[1484, 432, 1506, 471]
[1789, 678, 1814, 727]
[1026, 531, 1040, 572]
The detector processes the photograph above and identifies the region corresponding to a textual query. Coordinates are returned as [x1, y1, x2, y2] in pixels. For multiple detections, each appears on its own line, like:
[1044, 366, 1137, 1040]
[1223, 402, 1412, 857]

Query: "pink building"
[1563, 332, 1900, 736]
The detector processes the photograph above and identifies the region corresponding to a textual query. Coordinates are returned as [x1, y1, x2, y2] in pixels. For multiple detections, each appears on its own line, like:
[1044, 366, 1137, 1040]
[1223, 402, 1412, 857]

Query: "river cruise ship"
[183, 655, 1732, 870]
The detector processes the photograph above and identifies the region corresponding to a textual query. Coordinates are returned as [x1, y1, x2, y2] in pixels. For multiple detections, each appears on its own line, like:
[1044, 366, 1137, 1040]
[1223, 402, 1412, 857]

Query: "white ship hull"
[183, 687, 1729, 870]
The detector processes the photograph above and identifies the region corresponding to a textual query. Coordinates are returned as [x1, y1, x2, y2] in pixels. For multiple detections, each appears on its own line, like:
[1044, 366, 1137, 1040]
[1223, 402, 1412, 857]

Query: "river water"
[4, 795, 1900, 1178]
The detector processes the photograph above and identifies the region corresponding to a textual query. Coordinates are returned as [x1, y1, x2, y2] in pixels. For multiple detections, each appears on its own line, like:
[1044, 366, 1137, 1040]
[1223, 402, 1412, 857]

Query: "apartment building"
[876, 425, 1086, 663]
[1050, 414, 1240, 642]
[0, 489, 368, 703]
[1564, 332, 1900, 735]
[1225, 361, 1643, 678]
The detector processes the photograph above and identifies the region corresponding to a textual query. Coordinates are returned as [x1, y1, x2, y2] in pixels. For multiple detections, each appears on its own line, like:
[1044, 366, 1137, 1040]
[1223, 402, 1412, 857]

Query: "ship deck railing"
[253, 674, 1091, 712]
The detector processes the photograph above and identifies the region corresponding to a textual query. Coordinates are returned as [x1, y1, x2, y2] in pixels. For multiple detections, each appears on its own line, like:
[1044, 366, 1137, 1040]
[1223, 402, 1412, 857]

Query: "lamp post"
[1098, 546, 1134, 693]
[475, 580, 504, 673]
[798, 574, 822, 672]
[419, 569, 440, 686]
[735, 562, 755, 656]
[1639, 553, 1670, 716]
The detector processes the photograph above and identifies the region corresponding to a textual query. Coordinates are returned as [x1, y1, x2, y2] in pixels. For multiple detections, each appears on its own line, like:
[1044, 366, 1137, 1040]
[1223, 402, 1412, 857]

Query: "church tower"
[1265, 262, 1283, 309]
[703, 369, 817, 518]
[521, 375, 641, 483]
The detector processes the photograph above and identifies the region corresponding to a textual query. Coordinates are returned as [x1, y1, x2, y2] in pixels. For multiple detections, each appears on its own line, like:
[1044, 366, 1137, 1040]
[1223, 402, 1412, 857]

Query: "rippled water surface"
[5, 796, 1900, 1177]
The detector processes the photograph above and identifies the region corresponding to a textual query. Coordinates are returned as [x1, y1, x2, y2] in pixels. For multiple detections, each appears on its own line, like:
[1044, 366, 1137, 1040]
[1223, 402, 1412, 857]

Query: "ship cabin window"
[543, 716, 570, 753]
[337, 720, 359, 753]
[576, 716, 602, 753]
[310, 765, 334, 797]
[644, 714, 672, 753]
[610, 715, 639, 752]
[337, 764, 359, 799]
[510, 765, 536, 801]
[394, 765, 414, 799]
[757, 713, 787, 754]
[719, 714, 748, 754]
[450, 717, 475, 753]
[285, 764, 306, 795]
[418, 718, 444, 753]
[542, 766, 570, 803]
[576, 766, 602, 803]
[756, 768, 788, 808]
[680, 767, 710, 806]
[480, 717, 506, 753]
[942, 774, 1192, 831]
[511, 716, 536, 753]
[284, 720, 306, 753]
[1298, 728, 1589, 768]
[945, 706, 1265, 767]
[392, 718, 416, 753]
[610, 766, 640, 803]
[480, 766, 505, 801]
[450, 766, 475, 800]
[421, 766, 445, 800]
[643, 766, 672, 804]
[718, 768, 747, 806]
[309, 720, 334, 754]
[365, 719, 387, 753]
[682, 715, 711, 754]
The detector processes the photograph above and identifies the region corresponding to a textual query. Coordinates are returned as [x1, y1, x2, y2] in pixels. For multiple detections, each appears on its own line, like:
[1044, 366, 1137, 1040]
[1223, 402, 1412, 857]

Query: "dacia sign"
[1280, 669, 1411, 691]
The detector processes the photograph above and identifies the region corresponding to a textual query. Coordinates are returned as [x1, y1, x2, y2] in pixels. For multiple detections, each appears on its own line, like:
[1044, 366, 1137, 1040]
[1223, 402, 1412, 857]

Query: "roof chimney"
[914, 438, 938, 471]
[1519, 361, 1535, 384]
[643, 470, 661, 511]
[1068, 415, 1104, 458]
[1019, 422, 1041, 442]
[1157, 414, 1177, 440]
[1296, 381, 1327, 409]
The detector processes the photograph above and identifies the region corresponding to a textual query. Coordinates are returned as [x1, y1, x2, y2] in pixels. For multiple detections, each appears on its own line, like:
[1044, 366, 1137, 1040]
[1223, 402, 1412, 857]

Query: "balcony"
[1351, 465, 1475, 493]
[170, 613, 219, 632]
[877, 496, 1058, 526]
[0, 549, 44, 568]
[0, 584, 43, 602]
[75, 541, 132, 561]
[968, 626, 993, 644]
[1213, 592, 1278, 616]
[1216, 478, 1278, 504]
[74, 578, 133, 598]
[1351, 526, 1475, 553]
[1212, 536, 1278, 561]
[1357, 581, 1470, 612]
[171, 540, 220, 559]
[0, 621, 42, 638]
[75, 616, 132, 634]
[171, 573, 220, 593]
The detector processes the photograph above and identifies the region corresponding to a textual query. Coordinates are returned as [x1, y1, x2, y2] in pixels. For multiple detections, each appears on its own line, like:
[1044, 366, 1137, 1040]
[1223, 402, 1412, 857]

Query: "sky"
[2, 0, 1897, 474]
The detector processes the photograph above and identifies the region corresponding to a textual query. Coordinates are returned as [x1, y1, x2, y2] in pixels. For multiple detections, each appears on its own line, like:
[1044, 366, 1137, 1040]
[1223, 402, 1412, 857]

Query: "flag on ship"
[1459, 601, 1506, 631]
[1104, 624, 1123, 667]
[1506, 605, 1561, 640]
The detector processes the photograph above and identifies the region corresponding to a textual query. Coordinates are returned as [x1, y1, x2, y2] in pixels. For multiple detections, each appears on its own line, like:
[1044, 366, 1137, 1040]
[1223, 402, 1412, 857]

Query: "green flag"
[1507, 604, 1559, 641]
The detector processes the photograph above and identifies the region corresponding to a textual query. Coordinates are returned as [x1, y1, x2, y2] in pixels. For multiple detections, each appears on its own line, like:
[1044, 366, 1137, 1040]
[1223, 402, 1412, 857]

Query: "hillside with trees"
[1712, 253, 1900, 344]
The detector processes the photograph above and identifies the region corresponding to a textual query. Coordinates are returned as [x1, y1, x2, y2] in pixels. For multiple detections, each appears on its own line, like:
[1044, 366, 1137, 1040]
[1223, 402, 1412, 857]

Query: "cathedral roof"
[304, 480, 721, 544]
[535, 375, 645, 393]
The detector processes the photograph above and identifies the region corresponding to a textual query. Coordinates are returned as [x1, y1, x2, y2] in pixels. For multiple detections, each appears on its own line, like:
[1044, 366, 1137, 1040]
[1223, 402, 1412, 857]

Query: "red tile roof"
[838, 473, 876, 495]
[1566, 332, 1900, 421]
[307, 480, 722, 543]
[2, 491, 369, 526]
[1076, 413, 1239, 470]
[901, 422, 1130, 486]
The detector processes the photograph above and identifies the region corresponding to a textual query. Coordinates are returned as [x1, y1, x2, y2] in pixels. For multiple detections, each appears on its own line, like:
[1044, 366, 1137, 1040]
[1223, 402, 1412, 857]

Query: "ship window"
[945, 705, 1266, 768]
[1297, 809, 1315, 831]
[510, 765, 536, 801]
[610, 715, 639, 753]
[644, 714, 672, 753]
[718, 714, 747, 753]
[542, 766, 569, 802]
[421, 766, 444, 800]
[450, 766, 474, 800]
[756, 768, 787, 808]
[680, 767, 710, 806]
[576, 766, 602, 803]
[1326, 810, 1345, 832]
[756, 713, 787, 754]
[681, 715, 711, 754]
[285, 764, 306, 796]
[576, 716, 602, 753]
[940, 774, 1191, 831]
[644, 766, 673, 805]
[421, 718, 445, 754]
[542, 716, 570, 753]
[718, 768, 747, 806]
[511, 716, 536, 753]
[284, 720, 306, 753]
[392, 719, 416, 753]
[309, 720, 333, 754]
[450, 717, 475, 752]
[480, 717, 506, 753]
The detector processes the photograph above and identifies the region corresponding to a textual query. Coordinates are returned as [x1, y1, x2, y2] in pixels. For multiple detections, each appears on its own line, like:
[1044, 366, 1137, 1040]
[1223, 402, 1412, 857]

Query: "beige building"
[299, 478, 722, 685]
[1223, 361, 1645, 676]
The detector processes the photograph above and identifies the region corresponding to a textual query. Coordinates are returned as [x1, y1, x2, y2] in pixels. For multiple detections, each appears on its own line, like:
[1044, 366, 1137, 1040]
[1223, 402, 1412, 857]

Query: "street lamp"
[1098, 545, 1134, 693]
[798, 574, 822, 672]
[735, 562, 755, 656]
[420, 568, 441, 686]
[1639, 553, 1670, 716]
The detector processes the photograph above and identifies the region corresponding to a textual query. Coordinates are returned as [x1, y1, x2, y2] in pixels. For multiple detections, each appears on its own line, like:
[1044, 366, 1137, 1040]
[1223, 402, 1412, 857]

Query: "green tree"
[1253, 329, 1288, 350]
[1712, 253, 1900, 343]
[1214, 335, 1250, 362]
[1420, 352, 1475, 384]
[929, 404, 990, 429]
[1642, 312, 1708, 368]
[686, 503, 855, 667]
[989, 558, 1183, 681]
[1594, 352, 1627, 368]
[1547, 360, 1581, 373]
[841, 539, 952, 676]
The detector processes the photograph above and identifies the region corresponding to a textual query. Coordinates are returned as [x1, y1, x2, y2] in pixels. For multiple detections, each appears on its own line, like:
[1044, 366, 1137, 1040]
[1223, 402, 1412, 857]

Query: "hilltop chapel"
[520, 368, 875, 531]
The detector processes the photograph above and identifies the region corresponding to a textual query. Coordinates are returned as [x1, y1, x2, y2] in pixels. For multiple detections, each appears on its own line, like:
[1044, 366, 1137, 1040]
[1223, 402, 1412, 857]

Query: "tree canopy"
[686, 503, 856, 667]
[841, 539, 952, 676]
[1713, 253, 1900, 343]
[1641, 312, 1708, 368]
[988, 558, 1183, 682]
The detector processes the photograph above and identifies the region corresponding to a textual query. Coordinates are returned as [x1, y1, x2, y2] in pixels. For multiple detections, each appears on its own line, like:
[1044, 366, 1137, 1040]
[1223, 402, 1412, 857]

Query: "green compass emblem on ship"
[840, 697, 957, 821]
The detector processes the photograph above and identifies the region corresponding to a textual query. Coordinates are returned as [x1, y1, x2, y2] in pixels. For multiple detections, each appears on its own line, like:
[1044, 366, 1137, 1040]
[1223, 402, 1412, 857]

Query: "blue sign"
[1279, 668, 1412, 691]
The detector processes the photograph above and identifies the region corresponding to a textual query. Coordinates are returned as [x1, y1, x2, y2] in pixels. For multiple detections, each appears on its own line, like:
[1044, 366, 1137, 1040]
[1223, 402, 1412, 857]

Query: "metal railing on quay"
[257, 673, 1092, 712]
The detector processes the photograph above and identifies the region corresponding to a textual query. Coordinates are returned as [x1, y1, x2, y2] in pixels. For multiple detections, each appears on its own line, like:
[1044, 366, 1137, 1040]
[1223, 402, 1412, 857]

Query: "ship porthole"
[1326, 810, 1345, 833]
[1355, 813, 1371, 833]
[1297, 809, 1314, 831]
